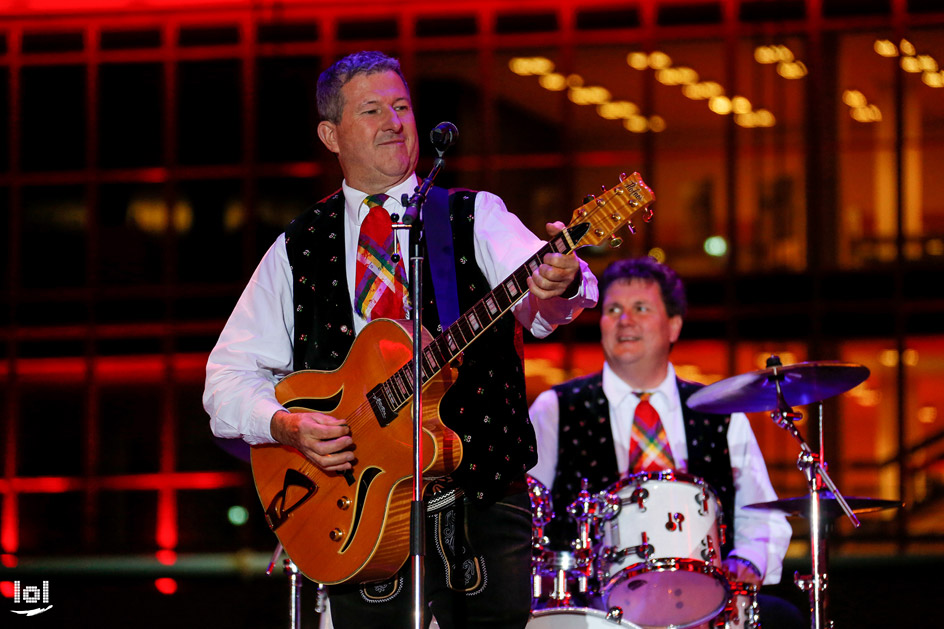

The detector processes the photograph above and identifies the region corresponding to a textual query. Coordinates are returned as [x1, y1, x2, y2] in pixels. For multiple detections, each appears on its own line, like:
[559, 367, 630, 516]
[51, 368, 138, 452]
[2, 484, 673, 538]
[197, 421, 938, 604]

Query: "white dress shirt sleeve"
[528, 388, 563, 490]
[472, 191, 598, 338]
[203, 235, 295, 444]
[726, 411, 794, 584]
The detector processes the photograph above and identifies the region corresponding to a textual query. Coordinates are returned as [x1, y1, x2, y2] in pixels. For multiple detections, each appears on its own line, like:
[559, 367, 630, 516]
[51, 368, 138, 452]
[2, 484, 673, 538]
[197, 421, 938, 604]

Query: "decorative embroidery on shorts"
[359, 574, 403, 603]
[433, 508, 486, 595]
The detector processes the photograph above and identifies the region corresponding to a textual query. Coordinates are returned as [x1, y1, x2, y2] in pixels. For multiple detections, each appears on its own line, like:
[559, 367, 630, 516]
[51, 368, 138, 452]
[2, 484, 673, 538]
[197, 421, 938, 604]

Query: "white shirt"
[203, 174, 599, 446]
[528, 362, 793, 584]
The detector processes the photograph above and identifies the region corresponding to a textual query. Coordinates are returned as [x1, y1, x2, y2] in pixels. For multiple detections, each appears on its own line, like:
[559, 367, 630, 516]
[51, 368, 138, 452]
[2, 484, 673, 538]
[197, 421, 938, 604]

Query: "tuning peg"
[583, 194, 595, 204]
[643, 208, 654, 223]
[625, 221, 636, 235]
[609, 235, 623, 248]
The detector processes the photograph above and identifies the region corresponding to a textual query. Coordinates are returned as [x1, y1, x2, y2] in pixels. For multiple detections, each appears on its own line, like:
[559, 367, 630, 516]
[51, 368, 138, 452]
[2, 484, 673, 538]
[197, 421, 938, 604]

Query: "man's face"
[317, 70, 419, 193]
[599, 278, 682, 381]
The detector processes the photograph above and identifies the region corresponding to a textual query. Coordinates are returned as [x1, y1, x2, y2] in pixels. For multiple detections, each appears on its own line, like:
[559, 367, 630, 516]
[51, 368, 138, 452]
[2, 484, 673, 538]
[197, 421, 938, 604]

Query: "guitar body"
[250, 318, 463, 585]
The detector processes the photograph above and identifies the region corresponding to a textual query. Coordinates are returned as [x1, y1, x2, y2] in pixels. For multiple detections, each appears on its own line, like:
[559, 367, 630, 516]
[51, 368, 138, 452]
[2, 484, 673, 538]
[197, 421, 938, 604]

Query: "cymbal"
[686, 361, 870, 414]
[745, 491, 903, 519]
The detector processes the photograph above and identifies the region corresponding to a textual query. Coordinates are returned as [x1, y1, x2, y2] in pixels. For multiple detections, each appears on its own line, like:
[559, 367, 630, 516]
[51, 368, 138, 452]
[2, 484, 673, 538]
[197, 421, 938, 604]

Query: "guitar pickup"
[367, 384, 396, 427]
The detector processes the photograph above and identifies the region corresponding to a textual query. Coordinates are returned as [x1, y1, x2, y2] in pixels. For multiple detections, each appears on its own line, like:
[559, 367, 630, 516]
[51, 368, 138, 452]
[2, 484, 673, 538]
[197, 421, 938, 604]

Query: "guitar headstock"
[566, 172, 655, 249]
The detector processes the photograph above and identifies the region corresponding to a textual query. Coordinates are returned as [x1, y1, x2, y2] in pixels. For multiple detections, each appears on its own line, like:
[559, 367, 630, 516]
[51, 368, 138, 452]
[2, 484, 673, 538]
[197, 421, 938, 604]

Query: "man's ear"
[668, 315, 683, 344]
[317, 120, 339, 154]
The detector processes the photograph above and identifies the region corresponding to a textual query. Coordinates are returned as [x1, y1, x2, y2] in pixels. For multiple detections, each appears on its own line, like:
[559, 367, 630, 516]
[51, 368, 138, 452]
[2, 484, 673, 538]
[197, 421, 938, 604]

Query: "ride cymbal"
[745, 491, 903, 519]
[686, 361, 870, 414]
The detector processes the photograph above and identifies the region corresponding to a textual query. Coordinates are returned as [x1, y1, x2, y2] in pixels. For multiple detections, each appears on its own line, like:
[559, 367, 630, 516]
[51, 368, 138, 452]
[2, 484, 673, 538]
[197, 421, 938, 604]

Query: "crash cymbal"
[686, 361, 870, 414]
[745, 491, 903, 519]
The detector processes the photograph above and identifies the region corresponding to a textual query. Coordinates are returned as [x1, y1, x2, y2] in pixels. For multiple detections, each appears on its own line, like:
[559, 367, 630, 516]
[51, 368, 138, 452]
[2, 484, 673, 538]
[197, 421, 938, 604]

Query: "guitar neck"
[366, 225, 587, 424]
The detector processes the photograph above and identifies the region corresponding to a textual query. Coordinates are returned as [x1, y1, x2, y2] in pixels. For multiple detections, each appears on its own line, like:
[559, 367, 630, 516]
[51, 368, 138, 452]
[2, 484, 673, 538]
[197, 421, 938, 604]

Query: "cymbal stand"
[764, 358, 860, 629]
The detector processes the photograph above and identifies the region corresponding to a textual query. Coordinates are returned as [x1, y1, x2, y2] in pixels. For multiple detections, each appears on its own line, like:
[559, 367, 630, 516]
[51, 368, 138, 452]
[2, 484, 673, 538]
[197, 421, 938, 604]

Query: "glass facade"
[1, 0, 942, 624]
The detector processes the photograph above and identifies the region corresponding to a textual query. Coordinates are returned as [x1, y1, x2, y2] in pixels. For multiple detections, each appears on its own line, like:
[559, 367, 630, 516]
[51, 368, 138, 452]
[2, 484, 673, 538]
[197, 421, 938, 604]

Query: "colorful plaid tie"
[628, 392, 676, 473]
[354, 194, 408, 321]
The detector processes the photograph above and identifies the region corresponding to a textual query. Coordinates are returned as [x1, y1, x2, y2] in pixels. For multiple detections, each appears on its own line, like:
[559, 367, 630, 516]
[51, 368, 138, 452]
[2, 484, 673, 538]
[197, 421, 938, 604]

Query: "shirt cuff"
[728, 551, 765, 579]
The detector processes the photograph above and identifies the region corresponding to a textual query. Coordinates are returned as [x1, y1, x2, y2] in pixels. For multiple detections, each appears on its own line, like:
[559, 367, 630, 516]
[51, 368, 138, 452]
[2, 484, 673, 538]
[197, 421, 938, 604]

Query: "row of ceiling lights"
[511, 36, 939, 133]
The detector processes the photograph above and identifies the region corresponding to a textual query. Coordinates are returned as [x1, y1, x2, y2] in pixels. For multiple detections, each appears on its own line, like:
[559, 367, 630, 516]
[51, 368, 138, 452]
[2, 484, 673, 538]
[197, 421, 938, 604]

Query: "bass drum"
[528, 607, 642, 628]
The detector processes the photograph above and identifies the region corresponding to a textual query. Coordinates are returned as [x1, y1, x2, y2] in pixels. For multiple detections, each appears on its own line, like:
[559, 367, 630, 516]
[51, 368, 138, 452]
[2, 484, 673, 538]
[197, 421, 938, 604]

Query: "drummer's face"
[600, 279, 682, 382]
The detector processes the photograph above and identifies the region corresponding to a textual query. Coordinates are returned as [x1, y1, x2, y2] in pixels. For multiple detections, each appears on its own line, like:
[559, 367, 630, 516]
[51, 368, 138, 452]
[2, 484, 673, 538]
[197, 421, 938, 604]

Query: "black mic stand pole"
[393, 126, 455, 629]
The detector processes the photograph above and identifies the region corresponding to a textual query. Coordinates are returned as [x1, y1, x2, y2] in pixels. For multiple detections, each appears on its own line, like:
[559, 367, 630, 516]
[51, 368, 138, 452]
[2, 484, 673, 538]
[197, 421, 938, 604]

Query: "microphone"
[430, 121, 458, 153]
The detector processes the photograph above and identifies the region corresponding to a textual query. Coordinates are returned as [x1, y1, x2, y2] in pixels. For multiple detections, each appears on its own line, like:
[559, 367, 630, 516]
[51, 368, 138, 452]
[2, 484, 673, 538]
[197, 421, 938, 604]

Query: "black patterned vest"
[283, 188, 536, 503]
[546, 372, 735, 557]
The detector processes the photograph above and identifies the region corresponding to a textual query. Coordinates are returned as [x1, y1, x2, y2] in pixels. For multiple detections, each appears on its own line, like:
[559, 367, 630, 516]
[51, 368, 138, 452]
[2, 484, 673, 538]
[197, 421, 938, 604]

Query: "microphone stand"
[393, 136, 454, 629]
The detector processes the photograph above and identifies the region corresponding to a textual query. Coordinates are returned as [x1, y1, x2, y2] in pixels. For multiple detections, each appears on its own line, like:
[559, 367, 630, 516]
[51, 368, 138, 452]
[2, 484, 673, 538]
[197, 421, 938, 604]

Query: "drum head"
[603, 560, 730, 629]
[528, 607, 641, 628]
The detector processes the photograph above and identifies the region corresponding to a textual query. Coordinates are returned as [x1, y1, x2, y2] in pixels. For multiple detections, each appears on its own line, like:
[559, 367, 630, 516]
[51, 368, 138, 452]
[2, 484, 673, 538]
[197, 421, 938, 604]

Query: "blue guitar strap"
[424, 187, 461, 328]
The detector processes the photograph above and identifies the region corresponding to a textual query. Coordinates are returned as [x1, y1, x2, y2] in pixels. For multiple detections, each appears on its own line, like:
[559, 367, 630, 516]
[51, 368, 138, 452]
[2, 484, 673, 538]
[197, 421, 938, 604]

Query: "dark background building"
[1, 0, 942, 626]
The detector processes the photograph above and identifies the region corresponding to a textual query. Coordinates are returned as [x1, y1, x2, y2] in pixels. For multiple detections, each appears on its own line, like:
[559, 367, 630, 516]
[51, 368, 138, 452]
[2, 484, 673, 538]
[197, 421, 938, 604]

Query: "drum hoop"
[603, 557, 732, 591]
[607, 470, 707, 492]
[607, 471, 726, 522]
[535, 550, 580, 571]
[529, 607, 643, 627]
[726, 581, 760, 597]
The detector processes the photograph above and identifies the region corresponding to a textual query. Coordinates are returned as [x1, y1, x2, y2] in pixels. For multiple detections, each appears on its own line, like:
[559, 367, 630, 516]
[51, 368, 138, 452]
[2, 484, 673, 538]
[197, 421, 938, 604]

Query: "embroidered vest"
[547, 372, 735, 557]
[283, 188, 536, 503]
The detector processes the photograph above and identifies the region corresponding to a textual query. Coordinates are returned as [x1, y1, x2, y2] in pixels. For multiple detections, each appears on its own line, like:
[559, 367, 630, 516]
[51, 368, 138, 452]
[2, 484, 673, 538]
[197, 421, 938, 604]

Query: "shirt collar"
[602, 361, 680, 413]
[343, 174, 419, 223]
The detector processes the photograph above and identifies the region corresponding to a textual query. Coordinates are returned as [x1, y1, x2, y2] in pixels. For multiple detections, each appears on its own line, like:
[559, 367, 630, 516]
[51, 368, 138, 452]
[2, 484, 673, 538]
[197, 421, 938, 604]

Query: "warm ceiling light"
[709, 95, 733, 115]
[568, 85, 612, 106]
[538, 73, 567, 91]
[565, 74, 584, 88]
[508, 56, 555, 76]
[648, 51, 672, 69]
[842, 89, 867, 107]
[901, 56, 923, 73]
[731, 96, 752, 114]
[623, 115, 650, 133]
[917, 55, 939, 72]
[682, 81, 724, 100]
[597, 101, 639, 119]
[777, 60, 808, 79]
[899, 39, 916, 56]
[923, 71, 944, 88]
[754, 45, 778, 64]
[627, 52, 649, 70]
[874, 39, 898, 57]
[648, 115, 666, 132]
[851, 105, 882, 123]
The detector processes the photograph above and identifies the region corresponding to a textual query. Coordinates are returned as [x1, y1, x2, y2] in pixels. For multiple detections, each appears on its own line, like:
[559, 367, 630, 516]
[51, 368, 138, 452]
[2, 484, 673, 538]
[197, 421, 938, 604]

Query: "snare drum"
[528, 607, 643, 628]
[600, 471, 730, 629]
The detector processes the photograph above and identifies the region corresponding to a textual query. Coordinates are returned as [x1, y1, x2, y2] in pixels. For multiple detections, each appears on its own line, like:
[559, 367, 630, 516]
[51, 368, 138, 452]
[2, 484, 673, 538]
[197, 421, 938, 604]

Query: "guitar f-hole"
[264, 468, 319, 531]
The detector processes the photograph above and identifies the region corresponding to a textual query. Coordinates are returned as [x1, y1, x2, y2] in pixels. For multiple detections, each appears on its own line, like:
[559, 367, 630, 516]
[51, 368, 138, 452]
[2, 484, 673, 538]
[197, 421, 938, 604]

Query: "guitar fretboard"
[366, 226, 582, 424]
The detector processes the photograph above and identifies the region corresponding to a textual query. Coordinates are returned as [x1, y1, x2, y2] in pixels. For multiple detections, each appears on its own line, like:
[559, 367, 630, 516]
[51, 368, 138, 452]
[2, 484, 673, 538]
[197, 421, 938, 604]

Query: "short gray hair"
[316, 51, 408, 124]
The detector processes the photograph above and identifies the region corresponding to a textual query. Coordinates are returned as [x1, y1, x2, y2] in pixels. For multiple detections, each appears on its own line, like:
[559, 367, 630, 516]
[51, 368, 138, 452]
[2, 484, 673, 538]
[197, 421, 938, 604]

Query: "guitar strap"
[424, 187, 461, 328]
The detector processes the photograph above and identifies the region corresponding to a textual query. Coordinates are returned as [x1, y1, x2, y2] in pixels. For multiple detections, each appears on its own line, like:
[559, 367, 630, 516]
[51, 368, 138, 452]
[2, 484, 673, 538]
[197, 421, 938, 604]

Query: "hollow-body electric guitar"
[250, 172, 656, 585]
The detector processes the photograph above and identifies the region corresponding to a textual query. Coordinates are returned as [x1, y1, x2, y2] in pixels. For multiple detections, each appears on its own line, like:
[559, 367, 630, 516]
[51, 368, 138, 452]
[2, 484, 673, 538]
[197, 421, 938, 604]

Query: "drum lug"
[700, 534, 717, 562]
[630, 486, 649, 511]
[605, 607, 624, 622]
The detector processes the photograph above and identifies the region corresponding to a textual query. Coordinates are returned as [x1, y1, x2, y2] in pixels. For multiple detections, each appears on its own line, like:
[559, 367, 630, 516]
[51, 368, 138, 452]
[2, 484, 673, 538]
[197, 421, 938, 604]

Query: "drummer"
[528, 256, 803, 628]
